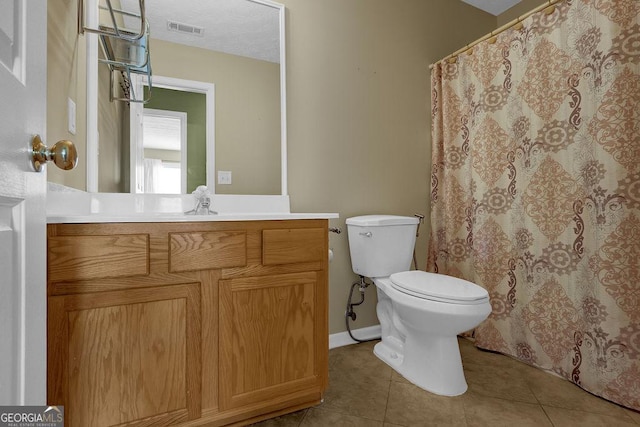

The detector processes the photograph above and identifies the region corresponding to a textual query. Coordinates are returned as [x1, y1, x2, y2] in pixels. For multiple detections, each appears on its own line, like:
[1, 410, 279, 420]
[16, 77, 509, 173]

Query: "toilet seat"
[389, 271, 489, 305]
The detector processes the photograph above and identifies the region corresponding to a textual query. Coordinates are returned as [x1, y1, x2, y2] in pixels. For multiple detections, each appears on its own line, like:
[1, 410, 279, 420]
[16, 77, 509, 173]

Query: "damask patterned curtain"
[428, 0, 639, 410]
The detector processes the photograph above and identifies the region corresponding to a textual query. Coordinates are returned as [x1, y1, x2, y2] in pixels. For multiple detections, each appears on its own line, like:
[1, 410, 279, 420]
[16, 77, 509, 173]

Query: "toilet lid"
[389, 271, 489, 305]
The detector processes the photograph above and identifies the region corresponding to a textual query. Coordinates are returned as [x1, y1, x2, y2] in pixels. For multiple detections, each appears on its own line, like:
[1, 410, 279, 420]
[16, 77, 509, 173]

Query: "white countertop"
[46, 192, 338, 224]
[47, 212, 339, 223]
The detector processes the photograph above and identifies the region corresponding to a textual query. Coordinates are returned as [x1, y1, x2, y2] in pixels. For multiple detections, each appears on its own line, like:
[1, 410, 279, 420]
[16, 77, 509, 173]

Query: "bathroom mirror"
[86, 0, 287, 195]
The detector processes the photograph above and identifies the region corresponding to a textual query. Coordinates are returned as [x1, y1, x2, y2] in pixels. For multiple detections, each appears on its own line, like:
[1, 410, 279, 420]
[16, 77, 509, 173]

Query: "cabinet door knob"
[30, 135, 78, 172]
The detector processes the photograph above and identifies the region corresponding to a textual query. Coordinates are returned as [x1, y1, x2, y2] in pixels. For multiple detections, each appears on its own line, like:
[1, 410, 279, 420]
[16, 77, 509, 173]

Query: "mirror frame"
[85, 0, 288, 195]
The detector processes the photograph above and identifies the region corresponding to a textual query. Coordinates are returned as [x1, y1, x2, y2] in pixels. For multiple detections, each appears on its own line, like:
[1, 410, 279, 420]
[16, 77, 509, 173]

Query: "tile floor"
[252, 338, 640, 426]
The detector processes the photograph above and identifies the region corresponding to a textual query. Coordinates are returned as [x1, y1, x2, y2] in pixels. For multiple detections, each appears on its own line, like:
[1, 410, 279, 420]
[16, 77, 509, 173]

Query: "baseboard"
[328, 325, 381, 349]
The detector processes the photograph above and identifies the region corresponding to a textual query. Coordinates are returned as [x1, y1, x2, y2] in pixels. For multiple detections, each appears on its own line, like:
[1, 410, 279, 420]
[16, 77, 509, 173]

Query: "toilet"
[346, 215, 491, 396]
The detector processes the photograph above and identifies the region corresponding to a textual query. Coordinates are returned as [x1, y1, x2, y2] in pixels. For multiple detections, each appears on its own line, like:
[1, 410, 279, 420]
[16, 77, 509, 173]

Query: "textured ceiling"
[461, 0, 523, 16]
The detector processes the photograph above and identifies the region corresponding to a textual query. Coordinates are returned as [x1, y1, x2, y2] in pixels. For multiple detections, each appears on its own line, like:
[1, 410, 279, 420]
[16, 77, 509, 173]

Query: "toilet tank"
[346, 215, 419, 278]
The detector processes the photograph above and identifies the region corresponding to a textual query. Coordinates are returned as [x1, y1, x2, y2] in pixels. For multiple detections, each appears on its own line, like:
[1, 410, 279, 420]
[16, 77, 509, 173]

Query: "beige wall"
[97, 50, 127, 193]
[498, 0, 548, 26]
[47, 0, 125, 192]
[279, 0, 496, 334]
[47, 0, 87, 190]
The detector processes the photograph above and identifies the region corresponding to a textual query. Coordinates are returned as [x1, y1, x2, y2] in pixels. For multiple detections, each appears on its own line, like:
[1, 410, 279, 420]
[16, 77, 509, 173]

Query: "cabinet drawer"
[169, 231, 246, 272]
[262, 228, 326, 265]
[48, 234, 149, 282]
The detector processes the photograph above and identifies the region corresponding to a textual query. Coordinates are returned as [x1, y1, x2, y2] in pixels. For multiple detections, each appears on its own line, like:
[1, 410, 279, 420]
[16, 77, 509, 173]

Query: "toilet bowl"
[374, 271, 490, 395]
[346, 215, 491, 396]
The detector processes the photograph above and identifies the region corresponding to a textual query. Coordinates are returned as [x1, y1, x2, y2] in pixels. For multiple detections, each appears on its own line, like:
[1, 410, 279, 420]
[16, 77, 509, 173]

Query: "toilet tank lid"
[346, 215, 420, 226]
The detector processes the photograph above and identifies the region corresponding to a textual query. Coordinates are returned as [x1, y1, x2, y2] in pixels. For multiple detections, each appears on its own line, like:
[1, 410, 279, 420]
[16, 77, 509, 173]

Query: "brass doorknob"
[30, 135, 78, 172]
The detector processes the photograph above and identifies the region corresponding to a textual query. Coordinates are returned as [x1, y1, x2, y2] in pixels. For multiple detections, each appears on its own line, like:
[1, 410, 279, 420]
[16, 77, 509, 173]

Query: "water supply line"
[345, 275, 379, 343]
[412, 213, 425, 270]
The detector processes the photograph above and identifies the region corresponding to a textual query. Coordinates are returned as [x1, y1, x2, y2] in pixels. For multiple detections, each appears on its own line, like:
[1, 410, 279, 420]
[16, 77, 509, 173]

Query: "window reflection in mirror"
[141, 107, 187, 194]
[140, 87, 207, 194]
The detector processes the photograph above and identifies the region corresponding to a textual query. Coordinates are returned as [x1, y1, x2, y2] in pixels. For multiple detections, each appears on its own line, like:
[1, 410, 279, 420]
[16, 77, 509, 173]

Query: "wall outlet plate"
[218, 170, 232, 184]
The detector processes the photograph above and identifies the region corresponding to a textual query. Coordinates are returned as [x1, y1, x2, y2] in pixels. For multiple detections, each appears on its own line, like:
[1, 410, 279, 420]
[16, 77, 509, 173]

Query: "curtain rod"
[429, 0, 564, 69]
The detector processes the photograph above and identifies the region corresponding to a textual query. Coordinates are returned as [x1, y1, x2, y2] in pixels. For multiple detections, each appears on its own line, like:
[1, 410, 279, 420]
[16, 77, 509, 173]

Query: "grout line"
[297, 408, 309, 426]
[460, 392, 471, 427]
[537, 403, 555, 426]
[382, 374, 393, 425]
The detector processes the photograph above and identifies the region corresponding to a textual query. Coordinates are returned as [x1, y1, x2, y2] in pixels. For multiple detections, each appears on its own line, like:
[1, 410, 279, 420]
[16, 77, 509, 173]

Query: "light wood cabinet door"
[48, 284, 201, 427]
[219, 272, 327, 410]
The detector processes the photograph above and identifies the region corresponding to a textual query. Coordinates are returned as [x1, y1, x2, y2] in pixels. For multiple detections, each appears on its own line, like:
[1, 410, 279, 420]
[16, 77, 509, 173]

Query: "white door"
[0, 0, 48, 405]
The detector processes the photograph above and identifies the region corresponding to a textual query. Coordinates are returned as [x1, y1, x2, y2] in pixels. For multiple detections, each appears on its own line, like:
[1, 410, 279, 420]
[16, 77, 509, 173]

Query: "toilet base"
[374, 340, 404, 369]
[373, 335, 468, 396]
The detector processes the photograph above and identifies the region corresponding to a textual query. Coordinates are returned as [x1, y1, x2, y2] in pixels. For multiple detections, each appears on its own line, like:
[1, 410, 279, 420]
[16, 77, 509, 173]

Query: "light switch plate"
[218, 170, 232, 184]
[67, 98, 76, 135]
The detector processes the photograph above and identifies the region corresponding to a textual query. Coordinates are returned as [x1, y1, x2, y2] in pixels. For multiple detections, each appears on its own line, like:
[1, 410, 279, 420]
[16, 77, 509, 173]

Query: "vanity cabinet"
[47, 220, 329, 427]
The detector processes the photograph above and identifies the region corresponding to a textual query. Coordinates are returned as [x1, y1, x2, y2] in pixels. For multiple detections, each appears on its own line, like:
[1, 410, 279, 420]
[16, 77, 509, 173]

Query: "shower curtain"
[428, 0, 639, 410]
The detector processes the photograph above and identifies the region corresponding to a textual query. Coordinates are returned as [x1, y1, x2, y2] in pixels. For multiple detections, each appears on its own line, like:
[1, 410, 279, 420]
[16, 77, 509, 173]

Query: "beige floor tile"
[543, 405, 638, 427]
[385, 381, 467, 426]
[332, 339, 378, 355]
[320, 369, 391, 421]
[390, 369, 410, 384]
[330, 342, 393, 381]
[462, 358, 538, 404]
[352, 339, 379, 352]
[462, 392, 553, 426]
[344, 341, 409, 384]
[625, 408, 640, 424]
[300, 408, 384, 426]
[323, 342, 392, 421]
[524, 366, 631, 418]
[250, 409, 308, 426]
[459, 339, 510, 367]
[321, 340, 636, 427]
[460, 339, 536, 371]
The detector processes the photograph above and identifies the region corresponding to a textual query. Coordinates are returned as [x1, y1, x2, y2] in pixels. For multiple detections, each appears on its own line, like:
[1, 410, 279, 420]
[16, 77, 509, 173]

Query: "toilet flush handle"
[359, 232, 372, 238]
